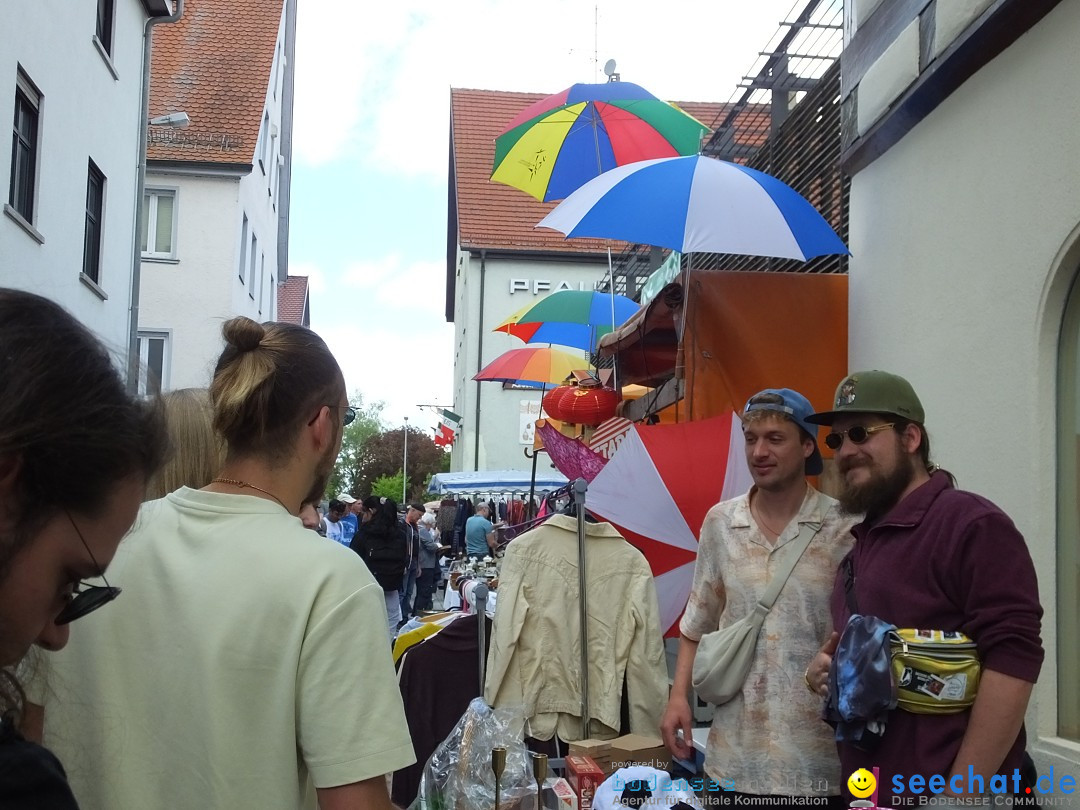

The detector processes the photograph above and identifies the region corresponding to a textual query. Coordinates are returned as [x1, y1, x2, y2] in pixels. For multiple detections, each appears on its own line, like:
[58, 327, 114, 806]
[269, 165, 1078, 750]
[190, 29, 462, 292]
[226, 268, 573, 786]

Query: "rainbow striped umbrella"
[472, 347, 585, 386]
[491, 82, 708, 202]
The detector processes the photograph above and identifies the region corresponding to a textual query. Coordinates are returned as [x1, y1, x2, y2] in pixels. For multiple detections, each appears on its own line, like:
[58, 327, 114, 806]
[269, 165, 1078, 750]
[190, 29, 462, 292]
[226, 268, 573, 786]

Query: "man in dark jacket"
[804, 371, 1043, 805]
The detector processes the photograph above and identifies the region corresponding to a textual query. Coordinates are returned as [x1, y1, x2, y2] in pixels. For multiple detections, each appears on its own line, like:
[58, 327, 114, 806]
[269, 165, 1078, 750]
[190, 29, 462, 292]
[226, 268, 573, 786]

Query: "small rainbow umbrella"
[491, 82, 709, 202]
[472, 347, 585, 386]
[494, 290, 640, 351]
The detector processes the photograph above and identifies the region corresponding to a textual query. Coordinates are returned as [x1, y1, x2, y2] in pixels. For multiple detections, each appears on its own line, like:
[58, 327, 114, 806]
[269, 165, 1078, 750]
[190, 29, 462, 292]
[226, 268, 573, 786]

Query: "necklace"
[212, 477, 289, 511]
[750, 498, 786, 538]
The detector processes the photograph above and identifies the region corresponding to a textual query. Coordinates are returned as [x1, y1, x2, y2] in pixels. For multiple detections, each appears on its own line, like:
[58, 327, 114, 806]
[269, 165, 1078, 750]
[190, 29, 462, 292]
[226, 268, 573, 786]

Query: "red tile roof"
[278, 275, 309, 326]
[450, 88, 731, 254]
[147, 0, 282, 163]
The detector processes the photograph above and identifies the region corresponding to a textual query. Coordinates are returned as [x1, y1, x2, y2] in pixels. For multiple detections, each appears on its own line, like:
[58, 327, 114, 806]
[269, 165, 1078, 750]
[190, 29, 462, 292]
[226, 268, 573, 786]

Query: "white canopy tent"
[426, 469, 568, 496]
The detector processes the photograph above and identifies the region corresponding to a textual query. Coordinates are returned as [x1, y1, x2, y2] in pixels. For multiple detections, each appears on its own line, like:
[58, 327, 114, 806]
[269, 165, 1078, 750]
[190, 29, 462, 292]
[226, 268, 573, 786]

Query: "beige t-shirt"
[680, 486, 855, 797]
[40, 488, 415, 810]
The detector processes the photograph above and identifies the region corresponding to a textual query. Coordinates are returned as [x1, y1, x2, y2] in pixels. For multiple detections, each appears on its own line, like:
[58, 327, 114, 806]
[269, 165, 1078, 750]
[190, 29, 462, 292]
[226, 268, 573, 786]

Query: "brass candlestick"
[491, 747, 507, 810]
[531, 753, 548, 810]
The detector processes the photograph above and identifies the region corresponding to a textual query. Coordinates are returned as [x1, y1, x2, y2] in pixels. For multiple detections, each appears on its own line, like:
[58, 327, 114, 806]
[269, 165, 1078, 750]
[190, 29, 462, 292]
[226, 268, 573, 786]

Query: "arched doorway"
[1057, 267, 1080, 740]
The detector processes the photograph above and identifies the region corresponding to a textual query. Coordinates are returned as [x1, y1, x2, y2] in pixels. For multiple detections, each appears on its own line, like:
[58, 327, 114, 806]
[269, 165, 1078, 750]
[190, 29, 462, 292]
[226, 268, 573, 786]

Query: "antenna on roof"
[603, 59, 619, 83]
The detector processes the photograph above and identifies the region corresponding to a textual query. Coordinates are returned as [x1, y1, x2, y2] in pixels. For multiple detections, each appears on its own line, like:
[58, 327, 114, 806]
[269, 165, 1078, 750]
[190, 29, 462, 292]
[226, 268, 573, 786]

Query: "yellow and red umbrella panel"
[472, 347, 586, 386]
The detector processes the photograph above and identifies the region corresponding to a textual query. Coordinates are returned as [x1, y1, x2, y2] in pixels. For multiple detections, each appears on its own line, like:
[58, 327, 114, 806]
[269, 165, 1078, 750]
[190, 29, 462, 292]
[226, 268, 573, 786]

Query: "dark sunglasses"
[55, 512, 121, 625]
[308, 405, 357, 427]
[823, 422, 895, 451]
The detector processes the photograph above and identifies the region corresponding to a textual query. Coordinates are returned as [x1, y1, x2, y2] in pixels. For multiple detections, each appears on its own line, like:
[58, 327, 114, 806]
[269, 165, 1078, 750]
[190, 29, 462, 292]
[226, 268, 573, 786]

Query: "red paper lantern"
[542, 385, 574, 421]
[550, 385, 619, 426]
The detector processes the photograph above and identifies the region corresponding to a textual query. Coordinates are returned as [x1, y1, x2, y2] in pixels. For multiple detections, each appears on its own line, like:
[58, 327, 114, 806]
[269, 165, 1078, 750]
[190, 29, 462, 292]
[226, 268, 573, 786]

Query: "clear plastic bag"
[410, 698, 534, 810]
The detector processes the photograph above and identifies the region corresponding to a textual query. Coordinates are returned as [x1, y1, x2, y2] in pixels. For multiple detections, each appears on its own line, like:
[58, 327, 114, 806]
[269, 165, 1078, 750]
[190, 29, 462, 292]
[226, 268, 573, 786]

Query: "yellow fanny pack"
[889, 628, 981, 714]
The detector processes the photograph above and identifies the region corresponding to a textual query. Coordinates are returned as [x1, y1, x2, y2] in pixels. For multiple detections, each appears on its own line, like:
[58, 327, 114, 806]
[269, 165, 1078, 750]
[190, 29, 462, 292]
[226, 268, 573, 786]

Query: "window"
[1058, 267, 1080, 741]
[141, 188, 176, 258]
[267, 271, 274, 318]
[248, 233, 258, 298]
[258, 253, 265, 314]
[82, 159, 105, 284]
[136, 332, 169, 396]
[272, 42, 281, 101]
[238, 214, 248, 281]
[96, 0, 114, 55]
[8, 70, 41, 222]
[258, 112, 269, 173]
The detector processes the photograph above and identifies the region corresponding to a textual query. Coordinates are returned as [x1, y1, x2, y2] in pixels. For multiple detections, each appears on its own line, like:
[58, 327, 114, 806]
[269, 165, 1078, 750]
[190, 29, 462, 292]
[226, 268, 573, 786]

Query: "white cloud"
[294, 0, 806, 175]
[315, 319, 456, 434]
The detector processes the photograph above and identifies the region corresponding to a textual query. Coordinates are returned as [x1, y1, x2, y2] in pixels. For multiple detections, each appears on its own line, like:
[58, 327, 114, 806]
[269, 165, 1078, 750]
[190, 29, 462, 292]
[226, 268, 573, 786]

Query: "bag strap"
[758, 520, 822, 611]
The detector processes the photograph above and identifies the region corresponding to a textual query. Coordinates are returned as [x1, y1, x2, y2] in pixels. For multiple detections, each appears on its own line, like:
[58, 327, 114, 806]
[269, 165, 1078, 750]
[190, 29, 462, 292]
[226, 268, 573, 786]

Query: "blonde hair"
[146, 388, 224, 500]
[210, 317, 343, 461]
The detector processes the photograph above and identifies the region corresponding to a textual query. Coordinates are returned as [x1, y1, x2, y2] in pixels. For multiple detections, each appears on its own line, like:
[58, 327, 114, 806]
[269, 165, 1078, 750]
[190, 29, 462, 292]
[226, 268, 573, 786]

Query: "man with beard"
[804, 370, 1043, 805]
[39, 317, 414, 810]
[662, 389, 855, 808]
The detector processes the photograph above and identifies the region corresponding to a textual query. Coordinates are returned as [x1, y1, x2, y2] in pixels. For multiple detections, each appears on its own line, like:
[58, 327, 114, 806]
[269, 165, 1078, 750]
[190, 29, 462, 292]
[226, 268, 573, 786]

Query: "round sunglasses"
[823, 422, 896, 451]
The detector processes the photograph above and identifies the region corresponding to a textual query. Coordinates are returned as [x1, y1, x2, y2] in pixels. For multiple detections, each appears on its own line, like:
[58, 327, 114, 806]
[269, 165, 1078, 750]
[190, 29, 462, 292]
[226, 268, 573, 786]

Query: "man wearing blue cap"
[661, 388, 856, 809]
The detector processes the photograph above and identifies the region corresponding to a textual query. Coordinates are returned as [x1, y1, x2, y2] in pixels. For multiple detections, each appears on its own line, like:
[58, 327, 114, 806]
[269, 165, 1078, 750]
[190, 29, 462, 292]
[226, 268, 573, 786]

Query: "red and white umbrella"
[587, 412, 753, 636]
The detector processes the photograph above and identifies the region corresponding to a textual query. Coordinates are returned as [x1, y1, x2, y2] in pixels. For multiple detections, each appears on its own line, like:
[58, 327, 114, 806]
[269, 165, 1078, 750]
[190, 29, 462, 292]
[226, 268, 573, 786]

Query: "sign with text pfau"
[519, 400, 542, 445]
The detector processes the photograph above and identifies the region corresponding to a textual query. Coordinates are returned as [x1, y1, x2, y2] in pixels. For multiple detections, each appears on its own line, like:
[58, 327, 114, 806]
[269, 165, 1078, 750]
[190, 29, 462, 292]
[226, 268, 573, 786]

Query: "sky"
[288, 0, 802, 436]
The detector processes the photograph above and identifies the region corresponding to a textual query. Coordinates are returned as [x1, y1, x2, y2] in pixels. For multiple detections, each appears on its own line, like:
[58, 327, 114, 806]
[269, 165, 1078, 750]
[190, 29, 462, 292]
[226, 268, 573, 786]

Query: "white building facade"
[449, 248, 610, 473]
[135, 0, 294, 393]
[1, 0, 174, 354]
[842, 0, 1080, 779]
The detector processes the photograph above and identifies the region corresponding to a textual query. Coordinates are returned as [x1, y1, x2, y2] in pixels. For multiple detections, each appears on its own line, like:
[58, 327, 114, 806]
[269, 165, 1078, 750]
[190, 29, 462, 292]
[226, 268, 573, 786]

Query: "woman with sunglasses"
[0, 289, 167, 808]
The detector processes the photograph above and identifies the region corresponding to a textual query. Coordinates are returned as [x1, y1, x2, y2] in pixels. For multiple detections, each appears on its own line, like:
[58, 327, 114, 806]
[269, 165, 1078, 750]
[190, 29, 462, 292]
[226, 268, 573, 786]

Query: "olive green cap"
[806, 370, 925, 425]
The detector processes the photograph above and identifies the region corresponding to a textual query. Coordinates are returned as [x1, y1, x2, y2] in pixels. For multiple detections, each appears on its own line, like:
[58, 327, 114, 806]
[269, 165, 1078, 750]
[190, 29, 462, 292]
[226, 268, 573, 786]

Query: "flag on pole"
[433, 423, 455, 447]
[432, 409, 461, 448]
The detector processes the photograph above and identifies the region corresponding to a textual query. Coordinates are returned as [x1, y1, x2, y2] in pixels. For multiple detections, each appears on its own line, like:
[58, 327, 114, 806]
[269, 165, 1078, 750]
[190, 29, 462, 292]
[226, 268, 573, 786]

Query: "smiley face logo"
[847, 768, 876, 799]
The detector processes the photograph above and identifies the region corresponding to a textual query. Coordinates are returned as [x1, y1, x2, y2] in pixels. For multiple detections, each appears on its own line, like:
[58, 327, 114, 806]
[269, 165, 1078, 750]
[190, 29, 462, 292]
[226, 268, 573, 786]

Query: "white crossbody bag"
[691, 521, 822, 705]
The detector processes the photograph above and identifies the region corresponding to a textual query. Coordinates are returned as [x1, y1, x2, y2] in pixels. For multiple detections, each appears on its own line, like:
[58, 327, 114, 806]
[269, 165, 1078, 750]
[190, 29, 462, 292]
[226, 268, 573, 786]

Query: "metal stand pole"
[475, 581, 490, 696]
[573, 477, 590, 739]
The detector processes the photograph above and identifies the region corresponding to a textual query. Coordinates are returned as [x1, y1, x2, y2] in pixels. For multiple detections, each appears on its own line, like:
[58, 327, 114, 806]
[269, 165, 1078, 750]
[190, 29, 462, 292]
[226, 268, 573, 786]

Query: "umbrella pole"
[607, 246, 618, 393]
[573, 476, 590, 739]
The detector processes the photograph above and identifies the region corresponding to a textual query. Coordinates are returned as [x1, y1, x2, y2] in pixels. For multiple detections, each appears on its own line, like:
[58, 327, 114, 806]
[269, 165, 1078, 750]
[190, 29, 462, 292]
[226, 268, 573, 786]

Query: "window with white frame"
[140, 188, 177, 259]
[258, 112, 269, 173]
[248, 233, 258, 298]
[238, 214, 248, 281]
[8, 69, 41, 224]
[136, 331, 169, 396]
[82, 159, 106, 284]
[258, 252, 265, 314]
[96, 0, 114, 55]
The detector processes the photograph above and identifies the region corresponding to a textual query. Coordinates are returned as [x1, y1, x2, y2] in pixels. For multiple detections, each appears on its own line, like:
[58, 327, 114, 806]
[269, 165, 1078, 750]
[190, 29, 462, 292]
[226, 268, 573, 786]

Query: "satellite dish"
[603, 59, 617, 77]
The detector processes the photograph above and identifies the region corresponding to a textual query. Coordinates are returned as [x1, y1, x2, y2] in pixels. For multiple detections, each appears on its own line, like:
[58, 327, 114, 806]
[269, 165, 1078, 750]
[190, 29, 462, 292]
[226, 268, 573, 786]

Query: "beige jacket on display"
[484, 513, 668, 741]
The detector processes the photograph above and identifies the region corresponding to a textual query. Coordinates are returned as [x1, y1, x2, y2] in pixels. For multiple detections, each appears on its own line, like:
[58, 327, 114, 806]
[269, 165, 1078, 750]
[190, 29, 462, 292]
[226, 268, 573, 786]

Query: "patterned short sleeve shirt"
[680, 485, 856, 797]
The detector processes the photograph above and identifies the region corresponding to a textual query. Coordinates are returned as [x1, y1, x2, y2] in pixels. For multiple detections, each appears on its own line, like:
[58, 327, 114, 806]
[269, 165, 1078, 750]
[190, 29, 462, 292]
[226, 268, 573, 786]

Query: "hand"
[660, 696, 695, 761]
[805, 631, 839, 698]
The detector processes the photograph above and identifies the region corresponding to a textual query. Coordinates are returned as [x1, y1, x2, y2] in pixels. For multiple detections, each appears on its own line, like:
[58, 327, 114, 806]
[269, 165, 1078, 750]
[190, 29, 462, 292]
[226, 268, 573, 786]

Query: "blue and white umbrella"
[536, 155, 848, 261]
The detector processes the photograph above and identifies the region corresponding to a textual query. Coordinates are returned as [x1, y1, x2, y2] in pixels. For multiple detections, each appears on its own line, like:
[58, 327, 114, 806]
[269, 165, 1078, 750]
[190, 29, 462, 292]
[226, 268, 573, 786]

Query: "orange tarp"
[681, 270, 848, 422]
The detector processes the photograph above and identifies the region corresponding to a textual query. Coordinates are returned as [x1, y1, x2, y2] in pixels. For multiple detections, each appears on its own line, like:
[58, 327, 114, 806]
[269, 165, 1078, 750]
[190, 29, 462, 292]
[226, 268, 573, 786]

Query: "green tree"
[351, 427, 450, 501]
[370, 471, 405, 502]
[327, 392, 385, 498]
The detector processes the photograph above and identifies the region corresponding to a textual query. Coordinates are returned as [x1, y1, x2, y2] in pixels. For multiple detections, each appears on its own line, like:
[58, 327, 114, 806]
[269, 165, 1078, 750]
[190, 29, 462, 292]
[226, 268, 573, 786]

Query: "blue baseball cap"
[743, 388, 824, 475]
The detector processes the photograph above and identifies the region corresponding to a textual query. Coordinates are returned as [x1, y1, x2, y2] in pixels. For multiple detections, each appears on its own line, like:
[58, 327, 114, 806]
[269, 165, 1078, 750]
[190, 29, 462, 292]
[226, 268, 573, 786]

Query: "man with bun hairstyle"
[662, 389, 855, 808]
[804, 371, 1043, 804]
[42, 317, 414, 810]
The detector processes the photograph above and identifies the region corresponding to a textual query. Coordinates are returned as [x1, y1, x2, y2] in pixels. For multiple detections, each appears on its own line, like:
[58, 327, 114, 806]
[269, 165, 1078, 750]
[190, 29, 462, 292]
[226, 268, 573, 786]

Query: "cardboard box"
[608, 733, 670, 770]
[567, 740, 612, 775]
[566, 755, 605, 810]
